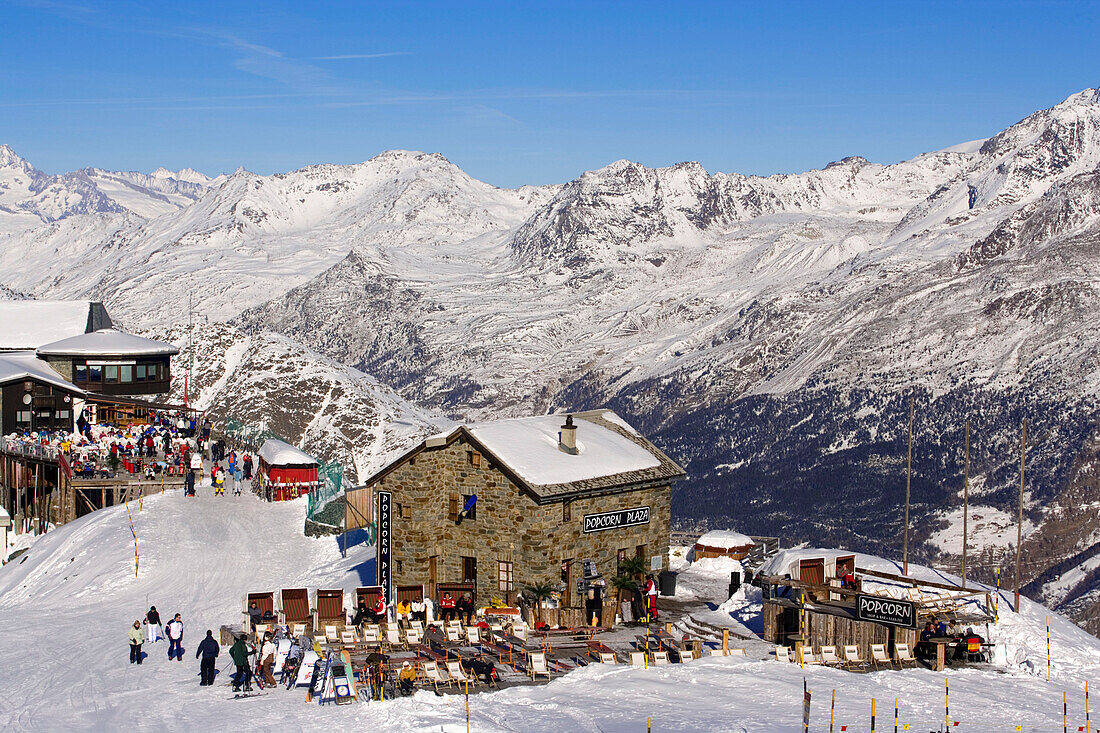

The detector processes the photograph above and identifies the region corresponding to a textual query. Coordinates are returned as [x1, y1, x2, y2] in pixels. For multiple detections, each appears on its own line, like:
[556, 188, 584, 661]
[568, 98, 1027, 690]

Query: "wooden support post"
[903, 396, 914, 576]
[962, 420, 969, 589]
[722, 629, 729, 654]
[1015, 418, 1026, 613]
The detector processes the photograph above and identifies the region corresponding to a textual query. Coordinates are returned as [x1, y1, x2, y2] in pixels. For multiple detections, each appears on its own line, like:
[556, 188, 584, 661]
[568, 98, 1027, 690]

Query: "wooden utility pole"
[962, 420, 969, 589]
[1015, 418, 1027, 613]
[903, 396, 914, 576]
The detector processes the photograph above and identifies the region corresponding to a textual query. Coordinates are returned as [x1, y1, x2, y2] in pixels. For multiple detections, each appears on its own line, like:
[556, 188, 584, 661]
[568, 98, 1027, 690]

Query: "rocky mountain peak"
[0, 144, 35, 172]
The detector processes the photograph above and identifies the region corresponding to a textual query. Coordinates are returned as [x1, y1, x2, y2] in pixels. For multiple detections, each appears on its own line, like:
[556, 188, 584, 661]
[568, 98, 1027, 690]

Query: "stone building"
[349, 409, 686, 611]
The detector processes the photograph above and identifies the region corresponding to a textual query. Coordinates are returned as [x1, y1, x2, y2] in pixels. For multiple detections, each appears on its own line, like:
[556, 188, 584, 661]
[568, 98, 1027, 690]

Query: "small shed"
[257, 439, 321, 502]
[315, 588, 346, 627]
[694, 529, 756, 560]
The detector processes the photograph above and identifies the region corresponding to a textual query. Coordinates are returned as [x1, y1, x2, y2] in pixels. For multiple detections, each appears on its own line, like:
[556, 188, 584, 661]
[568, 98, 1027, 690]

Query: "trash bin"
[658, 570, 677, 596]
[728, 571, 741, 599]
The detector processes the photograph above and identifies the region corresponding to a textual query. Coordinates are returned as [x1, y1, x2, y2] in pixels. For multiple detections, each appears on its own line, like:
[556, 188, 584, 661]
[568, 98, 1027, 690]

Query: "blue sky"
[2, 0, 1098, 186]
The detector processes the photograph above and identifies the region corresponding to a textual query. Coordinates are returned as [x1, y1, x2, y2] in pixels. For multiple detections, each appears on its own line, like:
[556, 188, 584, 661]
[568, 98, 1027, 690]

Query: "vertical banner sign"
[376, 490, 392, 599]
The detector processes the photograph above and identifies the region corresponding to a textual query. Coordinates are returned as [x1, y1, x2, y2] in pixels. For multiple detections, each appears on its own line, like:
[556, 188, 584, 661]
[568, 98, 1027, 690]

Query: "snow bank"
[258, 438, 319, 466]
[696, 529, 754, 549]
[0, 300, 93, 349]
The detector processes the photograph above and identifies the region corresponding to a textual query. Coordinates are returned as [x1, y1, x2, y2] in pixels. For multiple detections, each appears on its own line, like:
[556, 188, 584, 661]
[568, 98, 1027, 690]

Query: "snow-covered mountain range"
[2, 89, 1099, 631]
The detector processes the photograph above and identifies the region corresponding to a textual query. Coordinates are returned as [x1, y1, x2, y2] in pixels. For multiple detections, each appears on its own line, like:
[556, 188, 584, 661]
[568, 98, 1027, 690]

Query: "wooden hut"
[693, 529, 755, 560]
[280, 588, 311, 628]
[257, 439, 322, 502]
[315, 588, 346, 627]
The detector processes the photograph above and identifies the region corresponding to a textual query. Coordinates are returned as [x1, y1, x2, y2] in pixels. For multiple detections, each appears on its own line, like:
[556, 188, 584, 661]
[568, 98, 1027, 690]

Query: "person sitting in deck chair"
[440, 592, 456, 622]
[351, 602, 368, 628]
[368, 593, 387, 624]
[398, 661, 417, 696]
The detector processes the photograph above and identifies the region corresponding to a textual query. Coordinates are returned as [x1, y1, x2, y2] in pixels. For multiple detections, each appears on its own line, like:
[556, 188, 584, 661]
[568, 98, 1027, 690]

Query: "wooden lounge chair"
[324, 625, 339, 641]
[529, 652, 552, 679]
[405, 627, 422, 648]
[870, 643, 892, 670]
[339, 629, 358, 645]
[362, 625, 380, 643]
[422, 661, 451, 691]
[290, 623, 307, 637]
[599, 652, 617, 664]
[709, 649, 727, 657]
[775, 645, 793, 663]
[819, 646, 843, 667]
[629, 651, 646, 666]
[842, 645, 866, 670]
[728, 647, 747, 657]
[800, 646, 822, 665]
[465, 626, 482, 648]
[652, 651, 670, 666]
[894, 642, 918, 668]
[446, 660, 476, 687]
[385, 626, 402, 648]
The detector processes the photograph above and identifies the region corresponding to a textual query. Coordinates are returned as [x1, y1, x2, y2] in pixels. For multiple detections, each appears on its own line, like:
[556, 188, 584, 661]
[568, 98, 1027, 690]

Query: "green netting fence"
[223, 417, 344, 523]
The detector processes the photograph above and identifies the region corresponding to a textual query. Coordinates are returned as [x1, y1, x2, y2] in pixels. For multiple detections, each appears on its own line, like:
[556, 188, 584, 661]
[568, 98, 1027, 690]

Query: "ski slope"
[2, 491, 1100, 731]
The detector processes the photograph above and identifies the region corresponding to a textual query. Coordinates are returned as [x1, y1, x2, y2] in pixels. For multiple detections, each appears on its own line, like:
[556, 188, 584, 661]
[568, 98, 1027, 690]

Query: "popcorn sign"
[582, 506, 650, 533]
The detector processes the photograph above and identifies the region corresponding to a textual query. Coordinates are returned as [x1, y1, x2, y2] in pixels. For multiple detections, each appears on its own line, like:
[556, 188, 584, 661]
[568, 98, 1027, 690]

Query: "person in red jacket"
[368, 593, 387, 624]
[439, 592, 456, 622]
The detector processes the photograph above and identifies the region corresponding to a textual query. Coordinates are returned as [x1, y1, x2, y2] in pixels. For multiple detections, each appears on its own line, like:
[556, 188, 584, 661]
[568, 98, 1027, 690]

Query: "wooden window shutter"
[448, 494, 459, 522]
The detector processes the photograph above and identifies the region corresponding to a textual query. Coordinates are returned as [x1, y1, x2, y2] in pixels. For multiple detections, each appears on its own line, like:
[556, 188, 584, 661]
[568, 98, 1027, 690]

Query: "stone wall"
[377, 435, 671, 605]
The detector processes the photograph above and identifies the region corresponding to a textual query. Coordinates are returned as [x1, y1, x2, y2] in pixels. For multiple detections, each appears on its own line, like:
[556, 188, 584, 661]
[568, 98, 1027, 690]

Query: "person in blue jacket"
[195, 630, 220, 686]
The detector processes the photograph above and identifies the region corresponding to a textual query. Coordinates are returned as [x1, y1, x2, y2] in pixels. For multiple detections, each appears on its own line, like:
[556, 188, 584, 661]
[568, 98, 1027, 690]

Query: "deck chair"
[290, 623, 307, 637]
[842, 645, 866, 670]
[340, 629, 358, 645]
[709, 649, 727, 656]
[422, 661, 451, 691]
[385, 625, 402, 648]
[446, 660, 476, 686]
[776, 645, 793, 663]
[870, 643, 892, 670]
[894, 642, 918, 668]
[405, 627, 422, 648]
[465, 626, 482, 647]
[529, 652, 552, 679]
[324, 625, 339, 641]
[819, 646, 843, 667]
[490, 624, 504, 635]
[445, 626, 462, 643]
[254, 623, 271, 640]
[599, 652, 617, 664]
[362, 625, 380, 643]
[652, 651, 670, 666]
[800, 646, 822, 665]
[629, 651, 646, 666]
[513, 625, 529, 642]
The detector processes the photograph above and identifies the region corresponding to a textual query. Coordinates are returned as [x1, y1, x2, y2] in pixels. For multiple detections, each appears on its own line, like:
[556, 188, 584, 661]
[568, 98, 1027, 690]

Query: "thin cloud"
[314, 52, 412, 60]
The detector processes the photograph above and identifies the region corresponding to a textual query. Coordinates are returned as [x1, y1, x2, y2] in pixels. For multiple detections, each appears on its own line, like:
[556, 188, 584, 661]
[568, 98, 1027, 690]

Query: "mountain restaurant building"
[346, 409, 685, 621]
[36, 329, 179, 398]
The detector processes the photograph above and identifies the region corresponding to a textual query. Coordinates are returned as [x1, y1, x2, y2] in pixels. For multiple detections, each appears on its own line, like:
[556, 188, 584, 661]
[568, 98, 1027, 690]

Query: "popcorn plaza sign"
[582, 506, 651, 534]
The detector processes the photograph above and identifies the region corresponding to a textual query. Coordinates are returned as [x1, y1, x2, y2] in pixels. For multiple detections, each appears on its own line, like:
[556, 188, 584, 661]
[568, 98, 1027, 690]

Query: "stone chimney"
[558, 414, 578, 455]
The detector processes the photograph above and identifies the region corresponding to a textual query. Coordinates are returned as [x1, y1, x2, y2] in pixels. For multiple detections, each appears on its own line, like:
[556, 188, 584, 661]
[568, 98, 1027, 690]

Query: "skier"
[145, 605, 163, 643]
[189, 451, 202, 473]
[184, 469, 195, 497]
[229, 634, 253, 692]
[242, 454, 253, 480]
[260, 633, 277, 687]
[214, 467, 225, 496]
[195, 629, 220, 686]
[166, 613, 184, 661]
[128, 620, 144, 665]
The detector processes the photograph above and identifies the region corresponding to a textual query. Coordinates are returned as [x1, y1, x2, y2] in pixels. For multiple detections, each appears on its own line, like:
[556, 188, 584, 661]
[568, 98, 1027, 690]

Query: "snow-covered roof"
[0, 300, 110, 350]
[374, 409, 686, 501]
[0, 351, 84, 394]
[258, 439, 318, 467]
[465, 412, 660, 486]
[36, 328, 179, 357]
[696, 529, 754, 549]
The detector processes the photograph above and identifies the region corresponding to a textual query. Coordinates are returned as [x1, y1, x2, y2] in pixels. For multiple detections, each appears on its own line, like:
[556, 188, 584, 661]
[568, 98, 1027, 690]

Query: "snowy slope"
[2, 495, 1099, 731]
[1, 88, 1099, 630]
